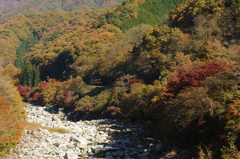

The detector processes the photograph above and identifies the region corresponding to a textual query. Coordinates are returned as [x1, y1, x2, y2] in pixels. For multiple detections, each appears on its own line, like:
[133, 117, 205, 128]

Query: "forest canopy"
[0, 0, 239, 158]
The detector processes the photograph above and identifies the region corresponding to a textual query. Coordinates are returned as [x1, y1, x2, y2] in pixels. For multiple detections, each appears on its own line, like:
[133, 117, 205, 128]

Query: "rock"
[27, 130, 33, 134]
[137, 144, 145, 149]
[64, 152, 79, 159]
[58, 151, 66, 157]
[99, 131, 105, 134]
[58, 144, 68, 151]
[39, 128, 50, 135]
[155, 144, 166, 153]
[105, 155, 114, 159]
[7, 103, 162, 159]
[92, 145, 107, 155]
[145, 137, 154, 143]
[166, 151, 177, 158]
[52, 116, 60, 122]
[112, 151, 125, 157]
[138, 152, 148, 158]
[66, 143, 75, 149]
[39, 141, 48, 148]
[70, 136, 88, 145]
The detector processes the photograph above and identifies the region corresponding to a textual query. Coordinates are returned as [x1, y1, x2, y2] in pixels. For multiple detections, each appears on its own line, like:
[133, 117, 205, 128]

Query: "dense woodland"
[0, 0, 239, 158]
[0, 65, 25, 156]
[0, 0, 124, 24]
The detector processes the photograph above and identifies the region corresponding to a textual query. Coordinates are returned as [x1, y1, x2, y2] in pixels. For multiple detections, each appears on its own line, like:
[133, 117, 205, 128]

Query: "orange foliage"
[227, 98, 240, 119]
[0, 96, 24, 156]
[167, 61, 227, 95]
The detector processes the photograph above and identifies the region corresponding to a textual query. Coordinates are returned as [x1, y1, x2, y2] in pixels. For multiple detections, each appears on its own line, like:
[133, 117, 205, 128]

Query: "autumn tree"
[99, 24, 150, 81]
[114, 74, 136, 94]
[161, 87, 220, 146]
[167, 61, 227, 96]
[0, 67, 25, 157]
[192, 15, 221, 41]
[169, 0, 225, 30]
[225, 0, 240, 13]
[129, 25, 191, 83]
[1, 64, 21, 85]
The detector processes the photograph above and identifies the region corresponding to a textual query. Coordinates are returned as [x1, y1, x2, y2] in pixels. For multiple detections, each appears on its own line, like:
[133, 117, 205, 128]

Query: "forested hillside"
[0, 0, 31, 13]
[0, 64, 26, 156]
[0, 0, 124, 24]
[0, 0, 239, 158]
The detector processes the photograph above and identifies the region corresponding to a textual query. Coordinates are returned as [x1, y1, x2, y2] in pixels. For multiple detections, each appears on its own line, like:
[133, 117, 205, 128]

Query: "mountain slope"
[0, 0, 124, 24]
[0, 0, 32, 13]
[0, 0, 186, 67]
[0, 0, 239, 158]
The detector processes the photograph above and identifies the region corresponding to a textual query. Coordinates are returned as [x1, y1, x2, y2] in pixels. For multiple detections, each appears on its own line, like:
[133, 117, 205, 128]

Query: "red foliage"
[48, 78, 58, 83]
[38, 81, 48, 91]
[198, 120, 206, 126]
[219, 135, 228, 141]
[129, 79, 144, 88]
[106, 106, 120, 113]
[62, 90, 71, 104]
[33, 93, 39, 101]
[167, 62, 227, 95]
[17, 85, 31, 97]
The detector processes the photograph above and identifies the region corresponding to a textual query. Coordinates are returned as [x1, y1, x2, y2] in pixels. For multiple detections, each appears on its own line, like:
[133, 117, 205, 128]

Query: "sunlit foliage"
[0, 66, 25, 157]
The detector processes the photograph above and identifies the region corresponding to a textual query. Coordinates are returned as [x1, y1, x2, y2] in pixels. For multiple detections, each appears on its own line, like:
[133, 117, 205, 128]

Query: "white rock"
[64, 151, 79, 159]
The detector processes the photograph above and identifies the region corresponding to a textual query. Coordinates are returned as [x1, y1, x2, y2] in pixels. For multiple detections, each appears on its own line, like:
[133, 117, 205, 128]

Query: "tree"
[225, 0, 240, 13]
[2, 64, 21, 85]
[0, 68, 25, 157]
[167, 61, 227, 96]
[192, 15, 220, 41]
[161, 87, 220, 146]
[218, 8, 234, 38]
[20, 60, 40, 87]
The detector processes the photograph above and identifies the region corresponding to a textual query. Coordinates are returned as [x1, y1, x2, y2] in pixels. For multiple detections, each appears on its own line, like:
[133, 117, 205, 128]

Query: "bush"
[118, 81, 165, 120]
[161, 87, 222, 145]
[167, 61, 227, 96]
[17, 85, 31, 101]
[221, 142, 240, 159]
[0, 68, 25, 157]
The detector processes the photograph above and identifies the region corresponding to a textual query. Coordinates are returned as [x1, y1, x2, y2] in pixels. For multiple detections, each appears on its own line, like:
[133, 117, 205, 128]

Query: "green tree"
[20, 60, 40, 87]
[14, 35, 38, 68]
[225, 0, 240, 13]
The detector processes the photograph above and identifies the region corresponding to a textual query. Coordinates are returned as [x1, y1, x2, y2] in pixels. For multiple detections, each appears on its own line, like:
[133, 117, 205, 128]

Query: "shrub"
[167, 61, 227, 96]
[161, 87, 221, 145]
[200, 72, 238, 104]
[118, 81, 165, 120]
[38, 79, 63, 106]
[37, 77, 84, 107]
[106, 106, 121, 116]
[74, 95, 94, 112]
[0, 97, 25, 157]
[17, 85, 31, 100]
[0, 67, 25, 157]
[221, 142, 240, 159]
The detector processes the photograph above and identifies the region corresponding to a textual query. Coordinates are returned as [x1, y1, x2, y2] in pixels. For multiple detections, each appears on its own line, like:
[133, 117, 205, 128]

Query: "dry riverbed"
[6, 103, 175, 159]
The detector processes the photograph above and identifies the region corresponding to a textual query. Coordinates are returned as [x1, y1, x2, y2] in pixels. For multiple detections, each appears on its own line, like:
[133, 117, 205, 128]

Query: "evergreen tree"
[14, 35, 38, 68]
[33, 65, 41, 87]
[20, 61, 40, 87]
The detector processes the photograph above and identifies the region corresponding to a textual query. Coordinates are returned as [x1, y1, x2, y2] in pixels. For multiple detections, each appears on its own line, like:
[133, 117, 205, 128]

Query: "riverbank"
[6, 103, 175, 159]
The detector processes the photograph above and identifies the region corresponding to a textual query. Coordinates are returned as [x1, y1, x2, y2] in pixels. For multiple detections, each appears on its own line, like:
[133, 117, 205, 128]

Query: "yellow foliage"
[0, 96, 25, 157]
[0, 68, 25, 157]
[2, 64, 21, 85]
[227, 98, 240, 119]
[171, 52, 192, 69]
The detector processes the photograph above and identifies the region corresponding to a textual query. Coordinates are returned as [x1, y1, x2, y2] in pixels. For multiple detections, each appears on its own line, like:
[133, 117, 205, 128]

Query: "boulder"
[64, 152, 79, 159]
